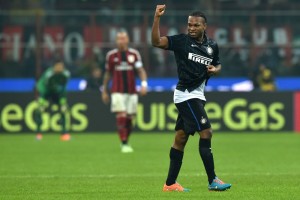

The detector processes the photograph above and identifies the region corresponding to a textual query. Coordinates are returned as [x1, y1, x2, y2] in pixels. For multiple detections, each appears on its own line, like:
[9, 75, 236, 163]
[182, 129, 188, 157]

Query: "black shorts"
[175, 98, 211, 135]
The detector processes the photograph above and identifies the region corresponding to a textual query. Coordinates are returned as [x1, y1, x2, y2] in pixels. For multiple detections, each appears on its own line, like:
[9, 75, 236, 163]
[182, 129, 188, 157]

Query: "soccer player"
[35, 61, 71, 141]
[102, 30, 148, 153]
[152, 5, 232, 191]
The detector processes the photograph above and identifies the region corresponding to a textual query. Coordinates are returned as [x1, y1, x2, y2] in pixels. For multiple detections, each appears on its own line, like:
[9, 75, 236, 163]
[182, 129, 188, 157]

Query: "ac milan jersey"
[105, 48, 143, 94]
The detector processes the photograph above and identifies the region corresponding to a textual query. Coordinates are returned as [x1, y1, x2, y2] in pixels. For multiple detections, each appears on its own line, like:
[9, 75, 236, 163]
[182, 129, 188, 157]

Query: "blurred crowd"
[2, 0, 300, 11]
[0, 47, 105, 91]
[1, 0, 300, 91]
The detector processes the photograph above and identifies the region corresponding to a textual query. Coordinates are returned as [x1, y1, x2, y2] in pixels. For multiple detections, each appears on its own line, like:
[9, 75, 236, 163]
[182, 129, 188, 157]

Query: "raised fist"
[155, 5, 166, 17]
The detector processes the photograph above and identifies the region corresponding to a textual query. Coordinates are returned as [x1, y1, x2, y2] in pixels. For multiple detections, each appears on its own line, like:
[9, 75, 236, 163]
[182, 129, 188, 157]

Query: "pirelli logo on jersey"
[115, 62, 134, 71]
[115, 65, 133, 71]
[188, 53, 212, 65]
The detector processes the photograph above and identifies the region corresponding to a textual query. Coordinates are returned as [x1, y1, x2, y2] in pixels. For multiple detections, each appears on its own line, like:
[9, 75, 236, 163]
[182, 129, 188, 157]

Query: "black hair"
[189, 11, 207, 23]
[53, 57, 64, 64]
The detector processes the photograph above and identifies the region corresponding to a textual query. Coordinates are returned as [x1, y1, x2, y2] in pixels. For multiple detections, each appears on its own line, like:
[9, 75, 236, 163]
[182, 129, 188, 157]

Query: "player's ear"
[203, 22, 207, 30]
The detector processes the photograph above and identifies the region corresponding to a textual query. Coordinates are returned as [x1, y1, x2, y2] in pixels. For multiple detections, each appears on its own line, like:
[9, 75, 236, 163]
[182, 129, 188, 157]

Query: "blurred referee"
[152, 5, 231, 192]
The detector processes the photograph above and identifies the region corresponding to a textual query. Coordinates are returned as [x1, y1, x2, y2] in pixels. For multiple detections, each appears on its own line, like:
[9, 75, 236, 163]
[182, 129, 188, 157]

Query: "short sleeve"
[211, 43, 221, 66]
[166, 34, 186, 51]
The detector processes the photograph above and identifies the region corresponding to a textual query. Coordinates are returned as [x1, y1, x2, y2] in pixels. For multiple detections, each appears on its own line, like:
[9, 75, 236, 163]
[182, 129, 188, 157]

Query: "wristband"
[141, 81, 148, 87]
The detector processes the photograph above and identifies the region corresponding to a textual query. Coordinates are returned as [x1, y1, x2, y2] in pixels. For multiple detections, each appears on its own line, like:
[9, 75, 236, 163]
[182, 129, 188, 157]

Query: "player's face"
[187, 16, 207, 39]
[53, 62, 64, 74]
[116, 32, 129, 50]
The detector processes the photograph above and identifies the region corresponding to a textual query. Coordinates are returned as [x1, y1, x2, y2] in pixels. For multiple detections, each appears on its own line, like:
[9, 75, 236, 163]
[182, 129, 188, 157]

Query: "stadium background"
[1, 1, 300, 199]
[1, 0, 300, 133]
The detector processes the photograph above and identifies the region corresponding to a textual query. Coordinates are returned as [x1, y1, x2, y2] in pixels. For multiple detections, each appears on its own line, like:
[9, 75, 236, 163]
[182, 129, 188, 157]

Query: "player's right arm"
[102, 70, 111, 104]
[36, 68, 52, 94]
[151, 5, 169, 49]
[102, 52, 113, 104]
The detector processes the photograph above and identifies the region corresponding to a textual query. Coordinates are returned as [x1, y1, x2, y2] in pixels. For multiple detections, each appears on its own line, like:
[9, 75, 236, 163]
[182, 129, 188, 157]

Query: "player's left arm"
[207, 64, 221, 76]
[207, 42, 221, 76]
[59, 70, 71, 112]
[61, 70, 71, 94]
[134, 51, 148, 96]
[63, 70, 71, 86]
[137, 67, 148, 96]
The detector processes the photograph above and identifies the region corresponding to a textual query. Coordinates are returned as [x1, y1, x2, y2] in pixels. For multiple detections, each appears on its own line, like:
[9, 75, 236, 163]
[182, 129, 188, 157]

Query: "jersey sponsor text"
[188, 53, 212, 65]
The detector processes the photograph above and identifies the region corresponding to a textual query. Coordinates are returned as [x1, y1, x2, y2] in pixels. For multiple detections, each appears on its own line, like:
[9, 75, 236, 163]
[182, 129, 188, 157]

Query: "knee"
[175, 136, 187, 146]
[116, 112, 127, 118]
[200, 128, 213, 139]
[173, 131, 189, 150]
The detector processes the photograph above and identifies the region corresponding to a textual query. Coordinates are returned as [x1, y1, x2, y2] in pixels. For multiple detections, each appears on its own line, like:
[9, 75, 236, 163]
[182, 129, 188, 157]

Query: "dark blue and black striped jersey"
[166, 33, 220, 92]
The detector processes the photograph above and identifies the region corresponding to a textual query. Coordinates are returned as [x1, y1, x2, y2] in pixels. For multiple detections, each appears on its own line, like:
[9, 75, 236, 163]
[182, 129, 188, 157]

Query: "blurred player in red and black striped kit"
[102, 29, 148, 153]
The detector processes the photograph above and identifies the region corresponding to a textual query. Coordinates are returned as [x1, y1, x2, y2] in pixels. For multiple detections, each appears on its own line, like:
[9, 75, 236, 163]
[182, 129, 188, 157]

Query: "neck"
[119, 46, 128, 51]
[196, 32, 205, 43]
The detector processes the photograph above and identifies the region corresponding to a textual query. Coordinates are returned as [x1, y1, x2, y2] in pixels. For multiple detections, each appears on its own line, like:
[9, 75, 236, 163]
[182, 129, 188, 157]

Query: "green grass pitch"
[0, 132, 300, 200]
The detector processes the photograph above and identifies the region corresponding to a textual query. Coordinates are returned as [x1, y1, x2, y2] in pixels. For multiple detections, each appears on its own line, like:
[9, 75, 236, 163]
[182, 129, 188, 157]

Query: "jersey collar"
[189, 32, 208, 45]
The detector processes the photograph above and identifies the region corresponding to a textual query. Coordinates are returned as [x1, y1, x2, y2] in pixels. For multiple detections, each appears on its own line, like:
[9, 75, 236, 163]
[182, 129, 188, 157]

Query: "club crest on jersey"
[113, 57, 119, 62]
[201, 117, 207, 124]
[127, 55, 135, 63]
[207, 46, 213, 55]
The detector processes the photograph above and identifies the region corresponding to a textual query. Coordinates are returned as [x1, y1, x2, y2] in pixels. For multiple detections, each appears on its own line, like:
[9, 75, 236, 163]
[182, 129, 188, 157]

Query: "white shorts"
[111, 93, 138, 114]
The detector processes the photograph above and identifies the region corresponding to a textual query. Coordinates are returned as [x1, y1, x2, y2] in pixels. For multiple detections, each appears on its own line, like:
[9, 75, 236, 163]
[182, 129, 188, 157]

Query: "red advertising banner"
[0, 24, 294, 63]
[43, 26, 64, 59]
[1, 26, 23, 61]
[83, 26, 103, 56]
